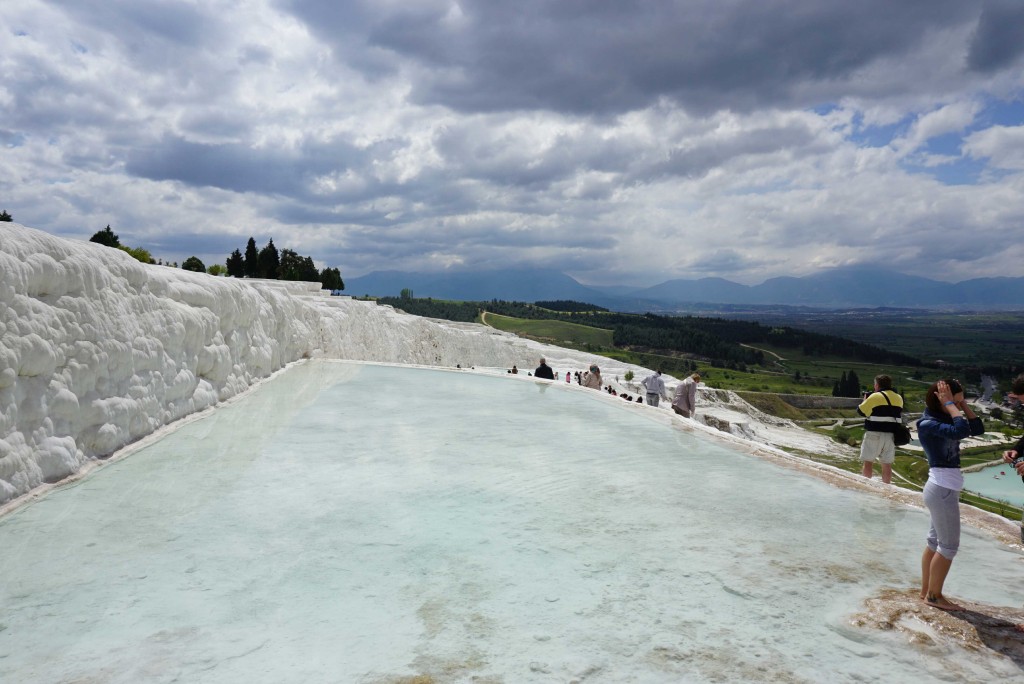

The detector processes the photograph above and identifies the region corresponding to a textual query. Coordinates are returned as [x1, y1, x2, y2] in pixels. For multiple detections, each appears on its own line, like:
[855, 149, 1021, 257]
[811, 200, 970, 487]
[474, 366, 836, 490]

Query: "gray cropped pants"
[924, 481, 960, 560]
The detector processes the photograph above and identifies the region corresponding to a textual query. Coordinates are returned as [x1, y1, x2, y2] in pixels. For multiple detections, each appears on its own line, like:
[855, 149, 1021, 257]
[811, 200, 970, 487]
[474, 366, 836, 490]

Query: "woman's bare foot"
[923, 594, 962, 611]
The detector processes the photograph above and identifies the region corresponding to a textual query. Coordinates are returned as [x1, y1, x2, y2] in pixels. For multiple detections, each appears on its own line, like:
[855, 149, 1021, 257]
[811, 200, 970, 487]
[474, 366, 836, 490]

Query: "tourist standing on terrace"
[999, 374, 1024, 542]
[642, 370, 668, 407]
[672, 373, 700, 418]
[534, 358, 555, 380]
[857, 374, 904, 484]
[917, 379, 984, 611]
[582, 365, 602, 390]
[1000, 373, 1024, 481]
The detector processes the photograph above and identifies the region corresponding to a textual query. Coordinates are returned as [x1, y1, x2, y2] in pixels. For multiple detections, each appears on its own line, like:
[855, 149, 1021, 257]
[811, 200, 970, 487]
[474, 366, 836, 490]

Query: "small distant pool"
[964, 464, 1024, 508]
[2, 361, 1022, 682]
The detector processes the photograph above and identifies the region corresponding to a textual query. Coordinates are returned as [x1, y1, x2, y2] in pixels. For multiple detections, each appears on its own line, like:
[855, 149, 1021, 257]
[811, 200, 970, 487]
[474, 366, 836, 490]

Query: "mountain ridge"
[345, 265, 1024, 310]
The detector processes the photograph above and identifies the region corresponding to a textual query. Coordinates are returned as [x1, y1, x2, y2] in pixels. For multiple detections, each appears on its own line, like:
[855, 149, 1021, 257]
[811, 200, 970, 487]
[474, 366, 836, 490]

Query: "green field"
[482, 312, 614, 348]
[731, 310, 1024, 368]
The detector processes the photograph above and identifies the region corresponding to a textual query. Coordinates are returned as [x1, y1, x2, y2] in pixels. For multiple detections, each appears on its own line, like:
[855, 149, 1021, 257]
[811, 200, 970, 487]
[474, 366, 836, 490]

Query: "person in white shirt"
[642, 370, 668, 406]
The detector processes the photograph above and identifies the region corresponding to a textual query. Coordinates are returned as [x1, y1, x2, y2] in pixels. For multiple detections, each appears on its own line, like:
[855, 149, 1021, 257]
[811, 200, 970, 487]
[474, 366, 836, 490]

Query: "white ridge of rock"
[0, 223, 847, 506]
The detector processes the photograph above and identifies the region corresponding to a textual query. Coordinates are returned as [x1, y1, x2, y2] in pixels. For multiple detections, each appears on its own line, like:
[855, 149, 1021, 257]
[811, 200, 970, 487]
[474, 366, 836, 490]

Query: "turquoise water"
[964, 464, 1024, 508]
[1, 361, 1022, 683]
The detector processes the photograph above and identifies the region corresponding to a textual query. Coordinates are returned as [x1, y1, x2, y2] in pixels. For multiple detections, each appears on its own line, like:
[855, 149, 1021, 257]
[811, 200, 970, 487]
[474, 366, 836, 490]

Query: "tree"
[226, 249, 244, 277]
[320, 267, 343, 291]
[257, 238, 280, 279]
[400, 288, 414, 300]
[244, 237, 259, 278]
[298, 256, 319, 281]
[279, 248, 300, 280]
[0, 210, 12, 222]
[90, 225, 120, 247]
[278, 249, 321, 282]
[182, 256, 206, 272]
[118, 245, 152, 263]
[833, 372, 848, 397]
[208, 264, 226, 276]
[846, 370, 861, 397]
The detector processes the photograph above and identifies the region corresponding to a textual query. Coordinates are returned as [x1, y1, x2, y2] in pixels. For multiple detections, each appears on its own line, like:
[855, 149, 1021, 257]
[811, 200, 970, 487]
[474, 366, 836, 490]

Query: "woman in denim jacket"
[917, 379, 984, 611]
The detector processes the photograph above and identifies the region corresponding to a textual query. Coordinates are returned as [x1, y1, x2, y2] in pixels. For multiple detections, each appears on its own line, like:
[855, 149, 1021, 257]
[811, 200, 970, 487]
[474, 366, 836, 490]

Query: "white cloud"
[1, 0, 1023, 287]
[963, 124, 1024, 169]
[893, 101, 980, 157]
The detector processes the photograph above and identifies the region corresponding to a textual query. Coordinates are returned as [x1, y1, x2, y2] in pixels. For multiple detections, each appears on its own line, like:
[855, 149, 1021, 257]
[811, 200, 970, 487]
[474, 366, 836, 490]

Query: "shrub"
[182, 256, 206, 272]
[833, 426, 851, 444]
[117, 245, 152, 263]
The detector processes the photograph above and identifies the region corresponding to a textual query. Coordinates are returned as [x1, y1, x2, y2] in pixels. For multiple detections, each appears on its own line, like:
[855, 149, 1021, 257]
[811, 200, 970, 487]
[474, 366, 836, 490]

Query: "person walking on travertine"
[857, 374, 904, 485]
[672, 373, 700, 417]
[534, 357, 555, 380]
[582, 365, 602, 390]
[642, 370, 668, 407]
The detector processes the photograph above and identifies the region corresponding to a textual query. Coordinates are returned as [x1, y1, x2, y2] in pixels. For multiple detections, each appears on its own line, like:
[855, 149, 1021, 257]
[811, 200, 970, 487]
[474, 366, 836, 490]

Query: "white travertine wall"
[0, 224, 554, 504]
[1, 224, 846, 506]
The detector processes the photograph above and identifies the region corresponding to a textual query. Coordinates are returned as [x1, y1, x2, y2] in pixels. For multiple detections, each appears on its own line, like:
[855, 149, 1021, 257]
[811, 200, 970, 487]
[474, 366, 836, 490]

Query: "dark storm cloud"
[287, 0, 979, 115]
[967, 0, 1024, 73]
[125, 135, 366, 196]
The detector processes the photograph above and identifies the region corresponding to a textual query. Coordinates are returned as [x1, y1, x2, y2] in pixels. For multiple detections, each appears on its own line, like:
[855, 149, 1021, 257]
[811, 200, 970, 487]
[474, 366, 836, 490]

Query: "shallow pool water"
[2, 361, 1023, 682]
[964, 464, 1024, 508]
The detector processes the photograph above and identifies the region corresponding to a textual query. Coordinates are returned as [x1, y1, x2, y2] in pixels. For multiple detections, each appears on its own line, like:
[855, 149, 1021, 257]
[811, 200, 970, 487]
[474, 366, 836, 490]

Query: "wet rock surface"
[851, 588, 1024, 672]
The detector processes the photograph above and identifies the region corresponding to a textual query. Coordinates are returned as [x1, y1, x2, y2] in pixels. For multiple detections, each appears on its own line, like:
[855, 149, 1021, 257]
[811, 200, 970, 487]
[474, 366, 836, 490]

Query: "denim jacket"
[916, 408, 984, 469]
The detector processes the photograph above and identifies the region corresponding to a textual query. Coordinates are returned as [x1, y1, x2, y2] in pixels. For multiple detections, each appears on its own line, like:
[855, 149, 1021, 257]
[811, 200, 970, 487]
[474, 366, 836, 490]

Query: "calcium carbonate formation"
[0, 223, 842, 506]
[0, 225, 548, 503]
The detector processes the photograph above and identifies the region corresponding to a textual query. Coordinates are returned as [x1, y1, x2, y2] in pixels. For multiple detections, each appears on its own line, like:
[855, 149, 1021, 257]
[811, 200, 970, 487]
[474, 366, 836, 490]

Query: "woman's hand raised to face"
[935, 381, 962, 416]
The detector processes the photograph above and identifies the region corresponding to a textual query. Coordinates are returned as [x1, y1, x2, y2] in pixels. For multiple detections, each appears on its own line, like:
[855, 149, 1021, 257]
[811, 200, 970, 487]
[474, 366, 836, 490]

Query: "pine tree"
[835, 372, 848, 397]
[244, 237, 259, 278]
[0, 210, 12, 222]
[258, 238, 280, 279]
[847, 370, 861, 397]
[226, 249, 244, 277]
[89, 225, 120, 247]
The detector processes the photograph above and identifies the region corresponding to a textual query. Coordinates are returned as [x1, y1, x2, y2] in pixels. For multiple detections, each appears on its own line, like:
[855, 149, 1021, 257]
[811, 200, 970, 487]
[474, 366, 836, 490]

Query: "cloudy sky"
[3, 0, 1024, 286]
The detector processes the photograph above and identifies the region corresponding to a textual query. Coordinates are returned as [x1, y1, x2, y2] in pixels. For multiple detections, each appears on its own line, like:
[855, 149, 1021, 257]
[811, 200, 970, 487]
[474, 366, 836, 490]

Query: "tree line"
[371, 295, 919, 371]
[224, 238, 343, 290]
[85, 225, 343, 290]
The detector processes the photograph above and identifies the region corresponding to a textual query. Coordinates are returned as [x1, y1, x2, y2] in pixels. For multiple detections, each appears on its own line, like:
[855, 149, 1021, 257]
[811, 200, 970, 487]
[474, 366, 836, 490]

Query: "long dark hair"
[925, 378, 963, 415]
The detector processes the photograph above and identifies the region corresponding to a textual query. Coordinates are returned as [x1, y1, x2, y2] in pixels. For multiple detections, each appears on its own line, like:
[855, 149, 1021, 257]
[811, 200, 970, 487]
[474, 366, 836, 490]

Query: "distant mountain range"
[345, 266, 1024, 311]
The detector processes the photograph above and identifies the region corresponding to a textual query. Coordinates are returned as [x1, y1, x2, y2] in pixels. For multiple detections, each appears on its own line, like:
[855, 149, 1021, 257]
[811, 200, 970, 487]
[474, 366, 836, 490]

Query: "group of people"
[859, 372, 1024, 611]
[641, 370, 701, 418]
[529, 360, 703, 417]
